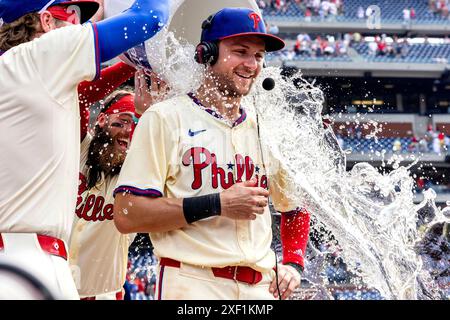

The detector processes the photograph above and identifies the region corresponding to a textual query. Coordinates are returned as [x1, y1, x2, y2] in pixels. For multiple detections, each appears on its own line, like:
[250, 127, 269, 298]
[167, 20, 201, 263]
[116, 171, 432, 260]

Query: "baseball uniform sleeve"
[28, 24, 99, 104]
[80, 133, 93, 174]
[114, 108, 171, 198]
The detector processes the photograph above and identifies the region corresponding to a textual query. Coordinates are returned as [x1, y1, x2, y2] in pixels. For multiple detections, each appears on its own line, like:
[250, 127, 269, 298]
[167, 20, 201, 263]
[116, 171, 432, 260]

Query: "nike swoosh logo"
[188, 129, 207, 137]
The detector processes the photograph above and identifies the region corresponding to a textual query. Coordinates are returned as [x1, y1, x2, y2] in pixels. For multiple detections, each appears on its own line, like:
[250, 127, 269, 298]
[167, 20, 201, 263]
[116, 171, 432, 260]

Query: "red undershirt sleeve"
[77, 61, 136, 141]
[280, 208, 311, 269]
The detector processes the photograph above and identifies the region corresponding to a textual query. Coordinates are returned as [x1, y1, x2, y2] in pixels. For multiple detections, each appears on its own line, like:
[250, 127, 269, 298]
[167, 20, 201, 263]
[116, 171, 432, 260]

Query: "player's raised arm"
[93, 0, 169, 63]
[78, 61, 136, 141]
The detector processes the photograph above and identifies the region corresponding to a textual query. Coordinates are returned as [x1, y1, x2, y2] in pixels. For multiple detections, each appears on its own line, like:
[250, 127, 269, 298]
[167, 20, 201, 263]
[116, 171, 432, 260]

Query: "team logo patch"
[248, 12, 261, 30]
[188, 129, 207, 137]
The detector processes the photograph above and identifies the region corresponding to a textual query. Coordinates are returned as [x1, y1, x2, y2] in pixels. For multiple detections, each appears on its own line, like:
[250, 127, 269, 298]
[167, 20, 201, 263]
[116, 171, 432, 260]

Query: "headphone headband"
[201, 13, 216, 31]
[196, 13, 219, 65]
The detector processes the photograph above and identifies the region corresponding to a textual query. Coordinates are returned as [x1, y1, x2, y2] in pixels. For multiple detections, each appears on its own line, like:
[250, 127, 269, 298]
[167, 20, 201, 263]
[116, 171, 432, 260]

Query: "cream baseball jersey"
[0, 24, 99, 243]
[69, 133, 134, 297]
[115, 94, 297, 273]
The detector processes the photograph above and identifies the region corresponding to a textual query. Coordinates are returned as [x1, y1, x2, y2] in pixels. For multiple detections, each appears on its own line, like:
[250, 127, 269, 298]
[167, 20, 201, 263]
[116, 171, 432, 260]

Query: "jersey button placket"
[230, 128, 238, 182]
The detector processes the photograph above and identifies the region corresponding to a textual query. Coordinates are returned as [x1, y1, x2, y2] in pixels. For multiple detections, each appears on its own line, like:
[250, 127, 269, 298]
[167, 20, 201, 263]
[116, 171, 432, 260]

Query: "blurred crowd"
[292, 33, 350, 57]
[259, 0, 344, 19]
[429, 0, 450, 18]
[407, 128, 450, 154]
[266, 30, 450, 62]
[124, 249, 158, 300]
[258, 0, 450, 21]
[267, 32, 413, 59]
[364, 34, 410, 58]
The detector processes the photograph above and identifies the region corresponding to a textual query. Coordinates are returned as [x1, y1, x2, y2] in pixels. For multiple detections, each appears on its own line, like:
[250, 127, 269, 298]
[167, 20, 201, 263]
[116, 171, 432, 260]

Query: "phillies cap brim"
[219, 32, 285, 52]
[53, 1, 99, 24]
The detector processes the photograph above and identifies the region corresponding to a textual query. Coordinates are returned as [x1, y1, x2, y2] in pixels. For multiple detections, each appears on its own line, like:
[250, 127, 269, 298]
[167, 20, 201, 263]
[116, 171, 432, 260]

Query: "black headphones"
[194, 14, 219, 65]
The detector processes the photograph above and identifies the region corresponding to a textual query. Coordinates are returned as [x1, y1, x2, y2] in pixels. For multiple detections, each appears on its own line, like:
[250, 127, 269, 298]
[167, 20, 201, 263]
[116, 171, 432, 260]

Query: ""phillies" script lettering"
[76, 174, 114, 222]
[182, 147, 268, 190]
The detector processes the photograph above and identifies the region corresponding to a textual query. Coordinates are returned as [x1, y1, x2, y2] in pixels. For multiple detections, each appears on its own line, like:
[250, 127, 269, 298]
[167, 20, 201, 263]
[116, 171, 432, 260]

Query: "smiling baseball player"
[0, 0, 168, 299]
[69, 70, 168, 300]
[70, 89, 137, 300]
[113, 8, 310, 300]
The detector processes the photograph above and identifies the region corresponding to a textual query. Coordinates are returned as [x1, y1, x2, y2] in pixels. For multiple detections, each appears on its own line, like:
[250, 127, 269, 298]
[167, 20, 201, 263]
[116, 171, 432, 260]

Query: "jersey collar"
[187, 92, 247, 127]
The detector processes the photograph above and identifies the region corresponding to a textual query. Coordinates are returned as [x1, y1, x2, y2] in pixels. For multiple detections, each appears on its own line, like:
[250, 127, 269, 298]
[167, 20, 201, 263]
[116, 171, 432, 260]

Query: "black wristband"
[183, 193, 221, 224]
[285, 262, 304, 275]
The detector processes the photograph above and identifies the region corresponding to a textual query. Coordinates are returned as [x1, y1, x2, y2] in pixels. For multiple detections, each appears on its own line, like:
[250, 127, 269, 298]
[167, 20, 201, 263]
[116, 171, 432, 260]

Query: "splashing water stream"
[244, 67, 449, 300]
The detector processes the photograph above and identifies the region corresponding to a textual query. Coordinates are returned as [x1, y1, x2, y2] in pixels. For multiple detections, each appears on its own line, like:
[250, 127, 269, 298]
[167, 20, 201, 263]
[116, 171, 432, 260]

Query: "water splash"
[245, 67, 449, 300]
[144, 30, 204, 96]
[129, 25, 449, 298]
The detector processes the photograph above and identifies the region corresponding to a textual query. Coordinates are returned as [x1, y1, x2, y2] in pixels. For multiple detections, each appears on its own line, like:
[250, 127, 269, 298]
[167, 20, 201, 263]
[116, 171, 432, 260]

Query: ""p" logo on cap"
[248, 12, 261, 30]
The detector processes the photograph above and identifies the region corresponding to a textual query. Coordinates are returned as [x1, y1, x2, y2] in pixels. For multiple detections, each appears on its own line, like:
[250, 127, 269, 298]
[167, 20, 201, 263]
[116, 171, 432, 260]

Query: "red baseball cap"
[0, 0, 99, 24]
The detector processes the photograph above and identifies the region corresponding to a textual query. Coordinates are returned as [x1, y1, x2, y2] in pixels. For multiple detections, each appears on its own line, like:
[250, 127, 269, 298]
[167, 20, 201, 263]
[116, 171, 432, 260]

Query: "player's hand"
[269, 264, 301, 300]
[134, 69, 169, 116]
[220, 178, 269, 220]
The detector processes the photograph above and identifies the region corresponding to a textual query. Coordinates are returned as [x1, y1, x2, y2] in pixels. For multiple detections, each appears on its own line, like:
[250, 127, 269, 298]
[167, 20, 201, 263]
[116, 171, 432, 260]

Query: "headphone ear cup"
[194, 42, 219, 65]
[208, 42, 219, 65]
[194, 43, 206, 64]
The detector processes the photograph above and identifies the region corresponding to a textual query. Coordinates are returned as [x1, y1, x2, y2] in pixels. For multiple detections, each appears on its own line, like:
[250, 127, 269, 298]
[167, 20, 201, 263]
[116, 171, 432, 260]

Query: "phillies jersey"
[115, 94, 297, 273]
[0, 24, 99, 243]
[69, 133, 134, 297]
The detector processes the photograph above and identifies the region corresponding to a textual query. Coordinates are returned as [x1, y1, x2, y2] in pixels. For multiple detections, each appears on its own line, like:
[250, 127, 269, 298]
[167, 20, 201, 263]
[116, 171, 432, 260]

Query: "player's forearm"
[114, 193, 188, 233]
[113, 181, 268, 234]
[78, 61, 135, 106]
[94, 0, 169, 63]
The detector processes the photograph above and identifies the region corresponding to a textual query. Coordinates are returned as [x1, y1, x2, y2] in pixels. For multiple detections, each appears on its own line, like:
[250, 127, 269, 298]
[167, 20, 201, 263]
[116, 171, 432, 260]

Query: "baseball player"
[70, 70, 168, 300]
[0, 0, 169, 299]
[114, 8, 311, 300]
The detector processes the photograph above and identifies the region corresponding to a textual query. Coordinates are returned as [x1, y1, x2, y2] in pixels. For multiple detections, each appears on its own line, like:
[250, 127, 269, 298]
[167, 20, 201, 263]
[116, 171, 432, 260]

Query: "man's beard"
[209, 69, 254, 98]
[86, 127, 126, 188]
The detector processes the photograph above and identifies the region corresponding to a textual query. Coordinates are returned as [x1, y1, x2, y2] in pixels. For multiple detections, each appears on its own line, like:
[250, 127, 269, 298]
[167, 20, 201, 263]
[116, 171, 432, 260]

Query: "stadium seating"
[262, 0, 450, 24]
[352, 42, 450, 63]
[266, 37, 450, 64]
[342, 0, 448, 23]
[341, 137, 413, 153]
[334, 289, 384, 300]
[271, 52, 353, 62]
